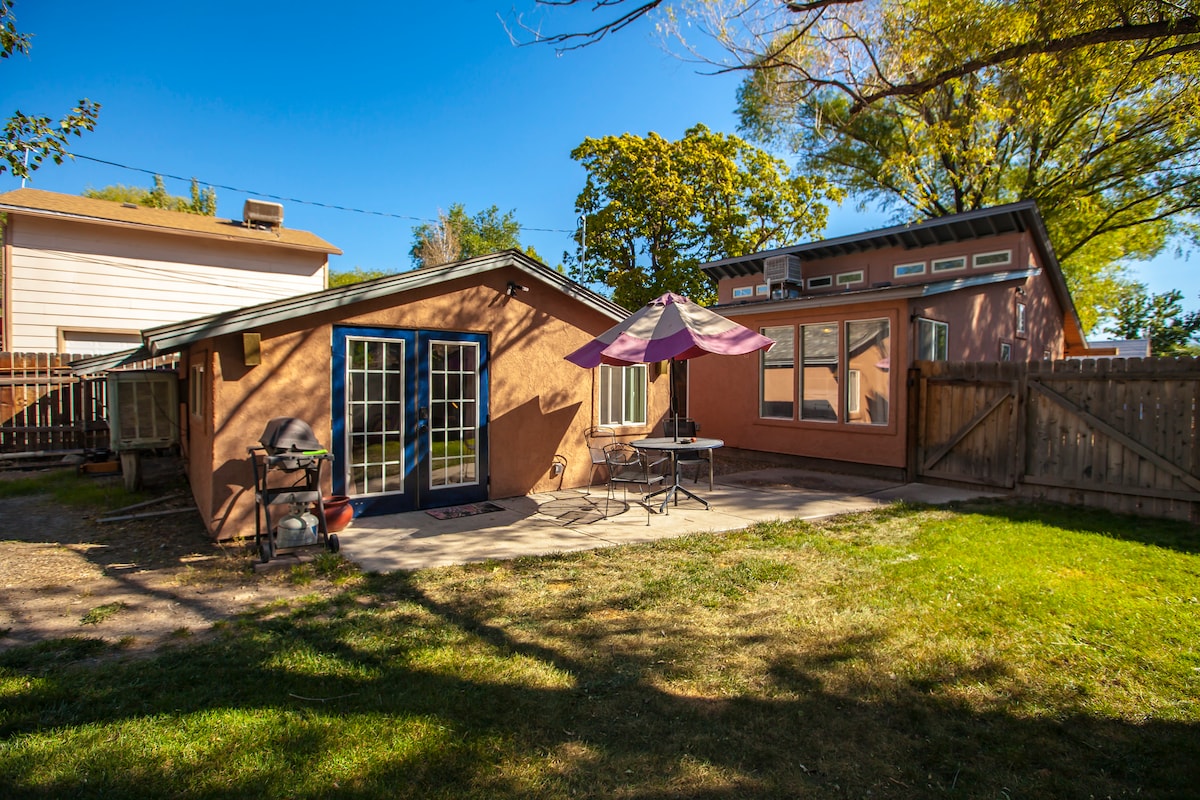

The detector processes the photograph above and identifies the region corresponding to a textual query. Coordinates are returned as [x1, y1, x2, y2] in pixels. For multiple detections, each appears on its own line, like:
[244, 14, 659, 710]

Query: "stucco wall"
[189, 266, 668, 539]
[690, 300, 909, 470]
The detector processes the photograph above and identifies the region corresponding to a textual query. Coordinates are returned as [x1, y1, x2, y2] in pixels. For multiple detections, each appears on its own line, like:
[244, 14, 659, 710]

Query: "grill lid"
[259, 417, 325, 454]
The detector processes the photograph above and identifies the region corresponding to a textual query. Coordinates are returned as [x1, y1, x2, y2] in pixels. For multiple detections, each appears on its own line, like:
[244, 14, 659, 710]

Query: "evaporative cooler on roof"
[764, 254, 803, 298]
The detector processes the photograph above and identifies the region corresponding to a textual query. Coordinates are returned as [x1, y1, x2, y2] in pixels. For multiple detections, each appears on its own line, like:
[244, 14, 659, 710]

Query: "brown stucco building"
[85, 251, 667, 540]
[689, 202, 1089, 477]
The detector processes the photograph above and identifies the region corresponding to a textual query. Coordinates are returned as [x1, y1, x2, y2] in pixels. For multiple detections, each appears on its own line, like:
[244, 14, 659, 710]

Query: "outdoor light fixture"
[506, 281, 529, 297]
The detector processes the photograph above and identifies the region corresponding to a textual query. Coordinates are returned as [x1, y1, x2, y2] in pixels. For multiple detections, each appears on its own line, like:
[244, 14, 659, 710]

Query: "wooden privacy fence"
[0, 352, 178, 458]
[910, 358, 1200, 521]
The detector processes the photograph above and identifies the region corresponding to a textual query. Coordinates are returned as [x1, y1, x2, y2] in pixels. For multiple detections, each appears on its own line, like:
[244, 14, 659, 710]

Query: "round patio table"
[630, 437, 723, 514]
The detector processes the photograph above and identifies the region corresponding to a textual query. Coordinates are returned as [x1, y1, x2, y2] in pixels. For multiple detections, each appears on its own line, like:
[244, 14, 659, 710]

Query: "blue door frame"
[331, 326, 489, 517]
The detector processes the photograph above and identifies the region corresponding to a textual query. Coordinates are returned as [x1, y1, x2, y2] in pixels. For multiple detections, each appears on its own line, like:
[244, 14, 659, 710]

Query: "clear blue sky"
[2, 0, 1191, 320]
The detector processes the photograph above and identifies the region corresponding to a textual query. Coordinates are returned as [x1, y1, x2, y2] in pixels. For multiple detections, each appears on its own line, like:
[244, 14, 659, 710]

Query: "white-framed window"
[836, 270, 864, 286]
[189, 364, 205, 418]
[807, 275, 833, 289]
[1000, 341, 1013, 361]
[755, 284, 770, 295]
[916, 319, 949, 360]
[732, 286, 754, 298]
[894, 262, 925, 278]
[932, 256, 966, 273]
[599, 364, 647, 426]
[1016, 302, 1027, 335]
[974, 250, 1012, 268]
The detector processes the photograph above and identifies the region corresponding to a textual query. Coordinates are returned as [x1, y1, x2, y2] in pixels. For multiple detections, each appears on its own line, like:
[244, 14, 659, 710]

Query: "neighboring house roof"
[700, 201, 1086, 352]
[0, 188, 341, 255]
[71, 250, 627, 373]
[1082, 338, 1151, 357]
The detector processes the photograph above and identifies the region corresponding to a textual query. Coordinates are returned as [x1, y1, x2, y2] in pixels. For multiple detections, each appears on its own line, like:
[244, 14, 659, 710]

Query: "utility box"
[105, 370, 180, 452]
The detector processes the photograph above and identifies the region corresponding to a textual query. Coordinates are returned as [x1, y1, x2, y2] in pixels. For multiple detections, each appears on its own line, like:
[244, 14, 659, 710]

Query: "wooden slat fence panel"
[0, 352, 180, 457]
[0, 352, 107, 454]
[913, 357, 1200, 522]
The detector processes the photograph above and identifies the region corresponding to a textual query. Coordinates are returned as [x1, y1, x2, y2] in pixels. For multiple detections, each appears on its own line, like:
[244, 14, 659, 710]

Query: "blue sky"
[2, 1, 1192, 318]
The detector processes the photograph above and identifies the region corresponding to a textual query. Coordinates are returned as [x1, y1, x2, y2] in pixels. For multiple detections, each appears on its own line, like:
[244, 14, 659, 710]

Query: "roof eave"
[0, 202, 343, 256]
[143, 250, 626, 355]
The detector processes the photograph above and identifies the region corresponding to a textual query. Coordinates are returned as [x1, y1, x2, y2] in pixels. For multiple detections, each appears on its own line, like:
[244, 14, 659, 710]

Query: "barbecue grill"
[248, 417, 340, 563]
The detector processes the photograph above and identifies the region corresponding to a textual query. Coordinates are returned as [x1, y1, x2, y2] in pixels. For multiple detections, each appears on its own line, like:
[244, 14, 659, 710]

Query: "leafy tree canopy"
[1, 0, 98, 179]
[328, 267, 398, 288]
[571, 123, 842, 309]
[1104, 283, 1200, 356]
[730, 1, 1200, 332]
[410, 203, 542, 269]
[84, 175, 217, 216]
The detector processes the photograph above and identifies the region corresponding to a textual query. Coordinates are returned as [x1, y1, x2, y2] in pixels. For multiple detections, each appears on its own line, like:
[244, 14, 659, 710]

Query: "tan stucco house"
[81, 251, 667, 539]
[689, 201, 1091, 478]
[0, 188, 341, 355]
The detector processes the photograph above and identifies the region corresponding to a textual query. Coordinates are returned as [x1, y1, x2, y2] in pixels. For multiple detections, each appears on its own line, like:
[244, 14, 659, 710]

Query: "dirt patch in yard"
[0, 473, 342, 654]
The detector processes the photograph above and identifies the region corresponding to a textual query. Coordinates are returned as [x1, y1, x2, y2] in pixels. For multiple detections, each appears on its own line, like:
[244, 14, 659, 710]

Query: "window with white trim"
[807, 275, 833, 289]
[894, 262, 925, 278]
[836, 270, 864, 286]
[1016, 302, 1027, 335]
[599, 364, 647, 426]
[1000, 341, 1013, 361]
[732, 286, 754, 298]
[932, 256, 966, 273]
[916, 319, 949, 360]
[755, 284, 770, 295]
[974, 250, 1012, 268]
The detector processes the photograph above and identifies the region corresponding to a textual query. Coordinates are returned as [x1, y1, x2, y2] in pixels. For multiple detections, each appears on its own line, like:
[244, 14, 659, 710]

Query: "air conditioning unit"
[105, 371, 179, 451]
[243, 199, 284, 229]
[763, 254, 803, 285]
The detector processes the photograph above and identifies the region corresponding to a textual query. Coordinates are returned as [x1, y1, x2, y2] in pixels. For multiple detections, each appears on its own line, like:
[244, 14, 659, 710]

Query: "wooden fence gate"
[911, 358, 1200, 521]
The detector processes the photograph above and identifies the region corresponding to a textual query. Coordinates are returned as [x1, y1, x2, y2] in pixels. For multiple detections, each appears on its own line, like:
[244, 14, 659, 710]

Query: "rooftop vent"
[243, 199, 284, 230]
[763, 254, 802, 286]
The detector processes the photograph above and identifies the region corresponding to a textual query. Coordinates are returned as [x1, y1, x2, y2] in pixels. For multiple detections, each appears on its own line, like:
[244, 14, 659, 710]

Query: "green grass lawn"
[1, 500, 1197, 798]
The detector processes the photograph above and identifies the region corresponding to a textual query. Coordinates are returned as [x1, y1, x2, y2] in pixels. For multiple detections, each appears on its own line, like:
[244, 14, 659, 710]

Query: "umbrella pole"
[670, 358, 680, 442]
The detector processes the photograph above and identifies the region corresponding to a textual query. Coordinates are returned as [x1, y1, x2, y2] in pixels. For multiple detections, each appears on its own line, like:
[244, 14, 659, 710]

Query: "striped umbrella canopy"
[566, 292, 775, 368]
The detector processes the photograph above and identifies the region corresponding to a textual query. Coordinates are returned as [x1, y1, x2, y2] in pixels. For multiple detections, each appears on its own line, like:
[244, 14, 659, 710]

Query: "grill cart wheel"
[327, 534, 340, 554]
[259, 535, 273, 564]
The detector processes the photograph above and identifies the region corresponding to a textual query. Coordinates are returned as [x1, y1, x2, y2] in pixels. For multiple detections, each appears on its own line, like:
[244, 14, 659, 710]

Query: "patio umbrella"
[566, 292, 775, 368]
[566, 292, 775, 437]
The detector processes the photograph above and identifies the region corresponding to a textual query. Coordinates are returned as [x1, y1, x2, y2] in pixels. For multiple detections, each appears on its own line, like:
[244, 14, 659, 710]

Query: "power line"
[70, 153, 577, 234]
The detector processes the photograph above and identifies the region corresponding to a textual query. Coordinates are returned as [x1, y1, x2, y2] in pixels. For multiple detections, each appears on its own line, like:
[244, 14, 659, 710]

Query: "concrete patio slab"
[338, 469, 999, 573]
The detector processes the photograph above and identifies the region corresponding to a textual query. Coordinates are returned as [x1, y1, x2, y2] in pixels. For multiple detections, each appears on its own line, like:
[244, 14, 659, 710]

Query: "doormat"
[426, 502, 505, 520]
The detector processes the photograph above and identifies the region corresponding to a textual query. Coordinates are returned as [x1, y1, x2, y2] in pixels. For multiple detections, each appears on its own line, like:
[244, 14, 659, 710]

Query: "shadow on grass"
[2, 567, 1197, 800]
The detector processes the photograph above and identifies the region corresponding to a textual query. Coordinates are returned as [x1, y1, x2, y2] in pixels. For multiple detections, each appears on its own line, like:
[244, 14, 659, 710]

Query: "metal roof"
[703, 201, 1044, 280]
[717, 268, 1039, 317]
[702, 201, 1086, 351]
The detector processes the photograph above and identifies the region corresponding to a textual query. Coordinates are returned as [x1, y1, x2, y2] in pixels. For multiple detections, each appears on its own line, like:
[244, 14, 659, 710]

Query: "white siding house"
[0, 189, 341, 354]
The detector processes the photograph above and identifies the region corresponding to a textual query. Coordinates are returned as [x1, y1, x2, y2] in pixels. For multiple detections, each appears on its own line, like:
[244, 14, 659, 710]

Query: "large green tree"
[1105, 284, 1200, 355]
[571, 123, 842, 309]
[410, 204, 542, 269]
[1, 0, 98, 179]
[84, 175, 217, 216]
[731, 2, 1200, 331]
